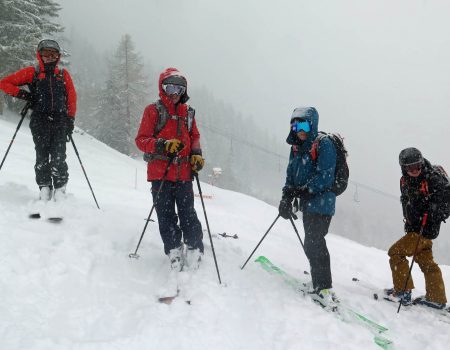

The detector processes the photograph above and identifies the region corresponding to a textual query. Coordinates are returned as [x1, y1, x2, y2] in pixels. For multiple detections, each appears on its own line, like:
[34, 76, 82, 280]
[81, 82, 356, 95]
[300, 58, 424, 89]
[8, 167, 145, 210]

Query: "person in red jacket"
[0, 39, 77, 202]
[135, 68, 205, 271]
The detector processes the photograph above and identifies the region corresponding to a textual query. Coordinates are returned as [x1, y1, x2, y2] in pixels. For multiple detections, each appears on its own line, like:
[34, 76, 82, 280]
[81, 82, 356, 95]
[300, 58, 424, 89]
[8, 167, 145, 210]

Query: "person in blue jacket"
[278, 107, 337, 307]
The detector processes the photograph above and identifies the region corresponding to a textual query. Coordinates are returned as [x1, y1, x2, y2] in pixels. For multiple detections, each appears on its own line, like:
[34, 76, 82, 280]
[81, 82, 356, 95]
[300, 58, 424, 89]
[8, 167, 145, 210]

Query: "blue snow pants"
[151, 180, 204, 255]
[303, 212, 333, 291]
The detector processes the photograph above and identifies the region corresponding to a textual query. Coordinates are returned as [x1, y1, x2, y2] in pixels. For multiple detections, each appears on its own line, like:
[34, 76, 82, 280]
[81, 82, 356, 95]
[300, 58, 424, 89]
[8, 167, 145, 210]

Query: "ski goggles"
[163, 84, 186, 96]
[40, 49, 59, 59]
[403, 162, 422, 173]
[291, 120, 311, 133]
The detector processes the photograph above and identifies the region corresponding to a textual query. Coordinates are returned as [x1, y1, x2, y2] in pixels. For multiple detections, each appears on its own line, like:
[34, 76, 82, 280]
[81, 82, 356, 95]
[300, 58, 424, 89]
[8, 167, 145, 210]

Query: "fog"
[57, 0, 450, 261]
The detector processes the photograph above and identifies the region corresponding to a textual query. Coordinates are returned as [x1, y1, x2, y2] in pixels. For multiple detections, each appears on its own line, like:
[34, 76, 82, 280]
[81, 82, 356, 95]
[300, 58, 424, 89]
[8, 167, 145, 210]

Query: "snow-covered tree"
[0, 0, 63, 76]
[92, 34, 149, 156]
[0, 0, 63, 112]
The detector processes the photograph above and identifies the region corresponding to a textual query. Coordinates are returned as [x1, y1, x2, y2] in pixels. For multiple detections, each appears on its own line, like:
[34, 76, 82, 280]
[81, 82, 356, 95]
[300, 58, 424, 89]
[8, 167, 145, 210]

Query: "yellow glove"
[164, 139, 183, 154]
[190, 155, 204, 172]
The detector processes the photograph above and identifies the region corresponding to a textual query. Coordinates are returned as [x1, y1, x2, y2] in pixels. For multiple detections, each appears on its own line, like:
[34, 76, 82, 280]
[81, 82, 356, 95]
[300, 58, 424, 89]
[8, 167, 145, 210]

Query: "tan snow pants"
[388, 232, 446, 304]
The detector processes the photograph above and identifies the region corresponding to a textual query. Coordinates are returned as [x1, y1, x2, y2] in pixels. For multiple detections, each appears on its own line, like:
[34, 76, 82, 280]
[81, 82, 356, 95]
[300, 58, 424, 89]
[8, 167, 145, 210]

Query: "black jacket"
[400, 159, 450, 239]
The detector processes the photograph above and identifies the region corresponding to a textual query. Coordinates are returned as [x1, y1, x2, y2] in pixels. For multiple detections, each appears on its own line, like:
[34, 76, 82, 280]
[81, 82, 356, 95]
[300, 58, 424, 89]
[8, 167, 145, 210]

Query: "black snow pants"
[151, 180, 204, 255]
[303, 212, 333, 291]
[29, 112, 68, 189]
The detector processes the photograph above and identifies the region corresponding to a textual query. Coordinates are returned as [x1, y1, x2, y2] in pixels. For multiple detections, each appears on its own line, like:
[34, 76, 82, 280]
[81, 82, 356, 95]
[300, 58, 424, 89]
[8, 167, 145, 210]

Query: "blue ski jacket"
[283, 107, 337, 216]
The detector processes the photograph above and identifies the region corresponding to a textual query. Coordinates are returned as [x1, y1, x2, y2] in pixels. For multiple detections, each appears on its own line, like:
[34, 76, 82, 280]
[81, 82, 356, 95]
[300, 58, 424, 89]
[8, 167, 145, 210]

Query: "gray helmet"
[399, 147, 424, 167]
[37, 39, 60, 53]
[162, 75, 187, 88]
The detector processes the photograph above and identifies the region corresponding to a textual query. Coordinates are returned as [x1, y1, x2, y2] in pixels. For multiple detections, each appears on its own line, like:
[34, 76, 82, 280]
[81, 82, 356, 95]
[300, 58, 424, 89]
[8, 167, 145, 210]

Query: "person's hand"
[190, 154, 204, 172]
[66, 117, 75, 142]
[17, 89, 32, 101]
[278, 198, 292, 219]
[164, 139, 184, 154]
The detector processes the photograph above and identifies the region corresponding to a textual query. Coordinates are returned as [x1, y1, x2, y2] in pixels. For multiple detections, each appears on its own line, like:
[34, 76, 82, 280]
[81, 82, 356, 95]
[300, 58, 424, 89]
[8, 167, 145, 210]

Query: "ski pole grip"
[421, 212, 428, 227]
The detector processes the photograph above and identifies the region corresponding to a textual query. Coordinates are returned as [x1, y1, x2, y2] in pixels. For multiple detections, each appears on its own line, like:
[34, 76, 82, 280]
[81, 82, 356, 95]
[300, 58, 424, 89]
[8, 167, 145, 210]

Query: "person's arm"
[0, 67, 35, 98]
[135, 104, 164, 154]
[189, 117, 201, 155]
[63, 70, 77, 117]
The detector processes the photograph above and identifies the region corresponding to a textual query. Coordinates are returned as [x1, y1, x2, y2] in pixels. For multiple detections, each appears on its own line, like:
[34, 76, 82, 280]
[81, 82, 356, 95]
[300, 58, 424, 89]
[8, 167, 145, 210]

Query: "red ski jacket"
[0, 51, 77, 118]
[135, 68, 201, 182]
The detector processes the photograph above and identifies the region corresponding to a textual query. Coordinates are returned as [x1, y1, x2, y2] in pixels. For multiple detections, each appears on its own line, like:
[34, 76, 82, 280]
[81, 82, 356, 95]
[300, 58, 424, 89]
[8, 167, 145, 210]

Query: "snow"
[0, 112, 449, 350]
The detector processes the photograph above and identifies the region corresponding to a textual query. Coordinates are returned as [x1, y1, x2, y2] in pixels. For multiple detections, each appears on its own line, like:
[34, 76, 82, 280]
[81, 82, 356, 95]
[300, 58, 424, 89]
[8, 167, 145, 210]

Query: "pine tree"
[0, 0, 63, 76]
[0, 0, 63, 112]
[93, 34, 149, 156]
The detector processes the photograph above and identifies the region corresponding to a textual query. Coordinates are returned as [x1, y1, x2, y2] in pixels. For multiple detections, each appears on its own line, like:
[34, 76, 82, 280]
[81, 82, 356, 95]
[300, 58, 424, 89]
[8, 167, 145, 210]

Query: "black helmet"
[399, 147, 424, 167]
[37, 39, 60, 53]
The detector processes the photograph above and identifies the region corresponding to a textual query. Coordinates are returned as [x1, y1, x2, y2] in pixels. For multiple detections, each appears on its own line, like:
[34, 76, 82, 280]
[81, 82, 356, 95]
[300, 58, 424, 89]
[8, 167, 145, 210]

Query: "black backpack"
[432, 165, 450, 221]
[310, 132, 349, 196]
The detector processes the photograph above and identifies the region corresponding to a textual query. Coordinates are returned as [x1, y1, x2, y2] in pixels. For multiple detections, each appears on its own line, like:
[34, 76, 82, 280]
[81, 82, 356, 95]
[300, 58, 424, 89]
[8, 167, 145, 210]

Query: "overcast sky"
[58, 0, 450, 194]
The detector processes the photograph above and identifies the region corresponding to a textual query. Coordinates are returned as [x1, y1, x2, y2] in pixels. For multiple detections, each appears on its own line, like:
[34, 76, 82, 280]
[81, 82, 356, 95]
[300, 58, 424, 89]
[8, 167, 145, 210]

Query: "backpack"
[432, 165, 450, 221]
[143, 100, 196, 162]
[29, 65, 65, 91]
[310, 132, 349, 196]
[153, 100, 195, 137]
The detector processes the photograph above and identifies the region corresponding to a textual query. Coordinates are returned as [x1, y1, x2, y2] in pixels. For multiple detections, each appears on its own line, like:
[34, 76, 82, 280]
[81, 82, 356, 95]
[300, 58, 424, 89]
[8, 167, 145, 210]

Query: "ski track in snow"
[1, 114, 449, 350]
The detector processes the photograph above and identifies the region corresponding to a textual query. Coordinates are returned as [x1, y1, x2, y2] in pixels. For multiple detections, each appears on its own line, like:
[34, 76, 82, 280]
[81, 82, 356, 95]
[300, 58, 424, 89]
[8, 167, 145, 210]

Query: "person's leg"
[50, 120, 68, 190]
[152, 180, 182, 255]
[30, 116, 52, 190]
[415, 239, 447, 304]
[303, 212, 332, 291]
[175, 181, 204, 252]
[388, 232, 420, 292]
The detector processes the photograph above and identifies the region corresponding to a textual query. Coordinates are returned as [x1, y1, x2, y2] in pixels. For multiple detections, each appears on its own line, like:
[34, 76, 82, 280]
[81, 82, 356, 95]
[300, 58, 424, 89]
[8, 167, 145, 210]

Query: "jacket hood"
[158, 67, 189, 105]
[286, 107, 319, 146]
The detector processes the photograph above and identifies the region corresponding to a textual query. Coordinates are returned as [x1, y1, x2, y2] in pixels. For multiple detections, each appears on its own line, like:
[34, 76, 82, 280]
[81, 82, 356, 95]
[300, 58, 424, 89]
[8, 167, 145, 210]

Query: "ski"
[255, 256, 393, 350]
[352, 277, 450, 324]
[28, 213, 63, 223]
[158, 290, 179, 304]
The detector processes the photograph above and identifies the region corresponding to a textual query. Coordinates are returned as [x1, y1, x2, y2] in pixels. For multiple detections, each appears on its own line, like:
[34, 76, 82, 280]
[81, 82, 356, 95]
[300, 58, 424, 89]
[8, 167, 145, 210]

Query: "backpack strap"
[310, 132, 328, 161]
[153, 100, 195, 137]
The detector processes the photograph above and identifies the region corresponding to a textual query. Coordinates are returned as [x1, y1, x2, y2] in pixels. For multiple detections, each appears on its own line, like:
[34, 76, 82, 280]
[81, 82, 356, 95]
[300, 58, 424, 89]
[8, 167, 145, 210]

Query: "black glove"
[66, 117, 75, 141]
[16, 89, 32, 102]
[278, 198, 293, 219]
[295, 187, 311, 199]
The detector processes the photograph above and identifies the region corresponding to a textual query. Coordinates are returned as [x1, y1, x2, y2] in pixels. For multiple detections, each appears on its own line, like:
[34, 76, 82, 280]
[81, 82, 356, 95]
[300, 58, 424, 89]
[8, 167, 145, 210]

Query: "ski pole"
[289, 217, 306, 253]
[70, 135, 100, 209]
[194, 173, 222, 284]
[0, 102, 32, 172]
[241, 215, 280, 270]
[397, 212, 428, 313]
[129, 156, 175, 259]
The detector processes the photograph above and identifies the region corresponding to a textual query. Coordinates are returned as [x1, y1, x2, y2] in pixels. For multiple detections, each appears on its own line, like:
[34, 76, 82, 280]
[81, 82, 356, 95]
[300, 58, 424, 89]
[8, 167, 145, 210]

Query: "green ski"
[255, 256, 393, 350]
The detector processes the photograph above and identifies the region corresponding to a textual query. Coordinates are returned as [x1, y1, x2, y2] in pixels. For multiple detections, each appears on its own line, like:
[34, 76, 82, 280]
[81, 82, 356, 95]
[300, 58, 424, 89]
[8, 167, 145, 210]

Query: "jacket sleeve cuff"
[190, 149, 202, 156]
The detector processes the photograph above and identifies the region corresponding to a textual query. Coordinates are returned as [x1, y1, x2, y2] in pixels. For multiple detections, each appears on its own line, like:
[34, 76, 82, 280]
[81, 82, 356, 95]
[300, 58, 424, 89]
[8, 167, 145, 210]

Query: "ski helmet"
[37, 39, 60, 53]
[162, 75, 187, 88]
[399, 147, 424, 167]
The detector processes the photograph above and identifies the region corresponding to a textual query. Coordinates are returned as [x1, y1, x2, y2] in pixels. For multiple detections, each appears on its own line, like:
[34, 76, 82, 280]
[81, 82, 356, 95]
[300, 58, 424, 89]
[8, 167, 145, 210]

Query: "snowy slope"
[0, 113, 449, 350]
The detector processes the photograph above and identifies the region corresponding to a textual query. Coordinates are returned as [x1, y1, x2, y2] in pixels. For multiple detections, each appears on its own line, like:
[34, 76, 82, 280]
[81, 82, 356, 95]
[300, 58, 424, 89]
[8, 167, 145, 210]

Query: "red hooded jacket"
[135, 68, 201, 182]
[0, 51, 77, 118]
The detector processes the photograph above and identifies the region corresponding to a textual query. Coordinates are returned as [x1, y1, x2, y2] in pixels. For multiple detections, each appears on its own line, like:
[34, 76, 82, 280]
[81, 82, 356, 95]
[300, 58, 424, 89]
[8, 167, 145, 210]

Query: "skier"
[384, 147, 450, 309]
[135, 67, 205, 271]
[278, 107, 338, 307]
[0, 39, 77, 201]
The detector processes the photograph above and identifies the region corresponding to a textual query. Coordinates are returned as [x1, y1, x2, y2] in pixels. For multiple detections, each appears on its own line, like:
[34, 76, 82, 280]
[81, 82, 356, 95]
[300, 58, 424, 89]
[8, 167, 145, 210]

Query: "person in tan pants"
[385, 147, 450, 309]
